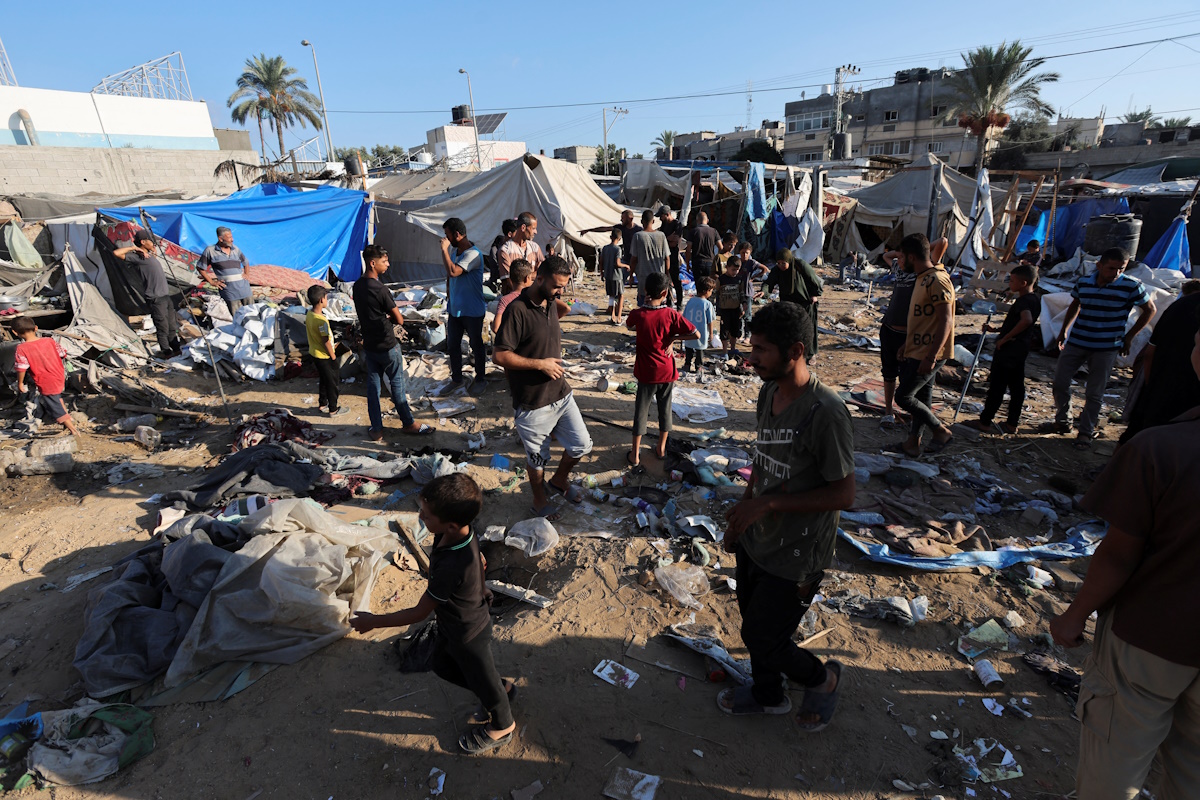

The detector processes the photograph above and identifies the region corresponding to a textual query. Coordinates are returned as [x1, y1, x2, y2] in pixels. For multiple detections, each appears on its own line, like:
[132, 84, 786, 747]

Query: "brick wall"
[0, 146, 262, 196]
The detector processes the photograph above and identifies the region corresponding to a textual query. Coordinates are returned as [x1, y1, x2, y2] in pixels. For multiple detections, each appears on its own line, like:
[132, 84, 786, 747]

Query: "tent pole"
[138, 208, 236, 429]
[1046, 167, 1060, 262]
[1182, 176, 1200, 222]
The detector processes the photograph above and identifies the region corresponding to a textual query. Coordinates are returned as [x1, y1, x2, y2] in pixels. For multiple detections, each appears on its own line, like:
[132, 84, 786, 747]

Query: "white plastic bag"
[654, 563, 710, 610]
[505, 517, 559, 557]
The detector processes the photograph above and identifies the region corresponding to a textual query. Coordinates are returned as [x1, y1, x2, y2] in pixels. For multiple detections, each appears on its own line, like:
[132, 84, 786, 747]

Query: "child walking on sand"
[351, 473, 516, 755]
[682, 276, 716, 376]
[625, 272, 699, 465]
[12, 317, 79, 437]
[306, 285, 347, 417]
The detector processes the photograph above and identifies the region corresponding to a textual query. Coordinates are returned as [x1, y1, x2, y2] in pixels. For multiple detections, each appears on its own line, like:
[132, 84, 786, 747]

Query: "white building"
[427, 123, 526, 171]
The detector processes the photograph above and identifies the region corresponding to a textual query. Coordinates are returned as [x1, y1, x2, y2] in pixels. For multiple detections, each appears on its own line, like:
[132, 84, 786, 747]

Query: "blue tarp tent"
[100, 185, 371, 281]
[1051, 197, 1129, 259]
[1015, 207, 1049, 253]
[228, 183, 302, 199]
[1142, 216, 1192, 277]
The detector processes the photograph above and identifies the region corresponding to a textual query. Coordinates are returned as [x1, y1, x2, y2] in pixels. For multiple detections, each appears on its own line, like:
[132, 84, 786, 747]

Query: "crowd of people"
[75, 210, 1198, 792]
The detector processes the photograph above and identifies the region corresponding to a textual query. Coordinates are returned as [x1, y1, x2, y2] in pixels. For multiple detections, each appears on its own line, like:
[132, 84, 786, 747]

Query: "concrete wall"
[213, 127, 253, 151]
[1023, 139, 1200, 176]
[0, 86, 218, 150]
[0, 146, 261, 196]
[554, 145, 597, 165]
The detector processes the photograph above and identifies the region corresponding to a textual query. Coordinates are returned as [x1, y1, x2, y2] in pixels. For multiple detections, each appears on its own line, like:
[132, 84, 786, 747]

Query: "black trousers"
[668, 252, 683, 309]
[683, 347, 704, 371]
[447, 315, 486, 383]
[312, 356, 340, 411]
[736, 547, 827, 706]
[147, 295, 180, 354]
[431, 622, 512, 730]
[980, 347, 1028, 427]
[633, 381, 673, 436]
[896, 357, 946, 436]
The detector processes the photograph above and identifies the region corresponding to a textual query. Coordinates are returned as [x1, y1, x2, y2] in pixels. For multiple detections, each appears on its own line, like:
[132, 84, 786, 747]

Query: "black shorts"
[879, 325, 906, 381]
[34, 393, 69, 421]
[718, 309, 743, 339]
[605, 278, 625, 298]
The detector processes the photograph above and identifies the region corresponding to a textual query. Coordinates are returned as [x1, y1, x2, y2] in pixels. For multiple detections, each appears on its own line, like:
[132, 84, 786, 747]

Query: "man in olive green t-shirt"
[718, 301, 856, 731]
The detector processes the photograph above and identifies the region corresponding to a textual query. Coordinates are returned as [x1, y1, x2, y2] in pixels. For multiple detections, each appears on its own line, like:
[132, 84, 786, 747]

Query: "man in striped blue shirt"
[1049, 248, 1155, 448]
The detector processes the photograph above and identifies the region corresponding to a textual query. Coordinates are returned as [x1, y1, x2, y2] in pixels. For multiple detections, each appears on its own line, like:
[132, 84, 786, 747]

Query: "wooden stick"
[631, 714, 728, 749]
[392, 518, 430, 575]
[797, 628, 834, 649]
[114, 402, 209, 419]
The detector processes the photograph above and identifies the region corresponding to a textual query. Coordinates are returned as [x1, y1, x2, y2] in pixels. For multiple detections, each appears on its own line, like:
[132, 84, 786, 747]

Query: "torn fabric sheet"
[185, 302, 278, 381]
[672, 386, 728, 424]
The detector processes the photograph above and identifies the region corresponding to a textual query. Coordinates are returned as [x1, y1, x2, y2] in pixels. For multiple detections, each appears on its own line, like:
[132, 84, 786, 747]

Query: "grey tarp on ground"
[74, 499, 396, 698]
[55, 246, 152, 368]
[162, 441, 326, 509]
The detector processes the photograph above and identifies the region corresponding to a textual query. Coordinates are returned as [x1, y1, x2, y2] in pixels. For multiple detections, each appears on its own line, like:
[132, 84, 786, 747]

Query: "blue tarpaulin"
[746, 162, 768, 222]
[1142, 216, 1192, 277]
[1051, 198, 1129, 260]
[100, 185, 372, 281]
[228, 183, 302, 199]
[837, 520, 1106, 571]
[1015, 207, 1049, 253]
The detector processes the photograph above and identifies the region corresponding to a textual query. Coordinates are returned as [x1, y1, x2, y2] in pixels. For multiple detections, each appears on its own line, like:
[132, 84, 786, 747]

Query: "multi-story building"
[782, 68, 982, 168]
[553, 145, 598, 166]
[663, 121, 785, 161]
[426, 122, 525, 171]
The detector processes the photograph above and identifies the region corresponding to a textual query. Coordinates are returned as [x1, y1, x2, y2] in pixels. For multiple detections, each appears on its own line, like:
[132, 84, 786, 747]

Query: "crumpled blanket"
[322, 449, 412, 481]
[163, 441, 325, 509]
[29, 701, 155, 786]
[234, 408, 335, 452]
[874, 521, 991, 558]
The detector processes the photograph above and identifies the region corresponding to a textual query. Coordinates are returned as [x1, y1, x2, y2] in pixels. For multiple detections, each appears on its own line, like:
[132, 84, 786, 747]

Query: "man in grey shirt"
[114, 230, 180, 356]
[198, 226, 252, 317]
[629, 209, 670, 307]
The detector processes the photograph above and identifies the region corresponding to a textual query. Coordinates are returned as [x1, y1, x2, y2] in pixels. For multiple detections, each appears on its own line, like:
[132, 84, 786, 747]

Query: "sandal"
[626, 450, 640, 468]
[924, 434, 953, 454]
[546, 480, 584, 504]
[469, 679, 518, 725]
[401, 423, 434, 435]
[884, 440, 922, 459]
[529, 503, 561, 522]
[716, 685, 792, 716]
[795, 660, 844, 733]
[458, 723, 513, 755]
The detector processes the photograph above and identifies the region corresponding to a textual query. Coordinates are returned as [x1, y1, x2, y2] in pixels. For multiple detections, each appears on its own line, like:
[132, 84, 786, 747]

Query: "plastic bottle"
[618, 497, 659, 517]
[115, 414, 158, 432]
[134, 425, 162, 450]
[588, 488, 610, 503]
[583, 469, 624, 489]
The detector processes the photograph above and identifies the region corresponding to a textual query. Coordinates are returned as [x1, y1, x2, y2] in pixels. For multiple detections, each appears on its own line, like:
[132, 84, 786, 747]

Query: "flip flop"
[546, 480, 584, 504]
[401, 423, 434, 435]
[924, 435, 953, 454]
[469, 680, 518, 725]
[626, 451, 640, 468]
[716, 685, 792, 716]
[529, 503, 562, 522]
[795, 660, 844, 733]
[458, 723, 513, 755]
[883, 440, 922, 459]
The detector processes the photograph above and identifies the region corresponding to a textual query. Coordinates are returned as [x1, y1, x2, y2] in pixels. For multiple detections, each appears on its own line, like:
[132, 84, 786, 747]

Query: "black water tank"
[832, 132, 852, 160]
[451, 104, 470, 122]
[1084, 214, 1142, 258]
[343, 156, 362, 177]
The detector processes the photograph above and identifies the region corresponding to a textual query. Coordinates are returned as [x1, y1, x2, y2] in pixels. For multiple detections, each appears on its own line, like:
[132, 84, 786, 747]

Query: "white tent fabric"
[960, 169, 997, 275]
[378, 155, 633, 282]
[371, 170, 477, 209]
[840, 153, 1006, 261]
[56, 246, 151, 368]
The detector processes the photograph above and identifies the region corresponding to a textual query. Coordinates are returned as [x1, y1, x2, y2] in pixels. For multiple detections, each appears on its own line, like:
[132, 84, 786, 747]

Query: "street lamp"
[301, 40, 334, 163]
[458, 68, 482, 170]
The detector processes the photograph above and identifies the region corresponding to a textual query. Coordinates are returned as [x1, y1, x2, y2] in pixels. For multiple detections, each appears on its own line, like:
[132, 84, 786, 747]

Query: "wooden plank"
[486, 580, 554, 609]
[114, 403, 208, 419]
[392, 518, 430, 575]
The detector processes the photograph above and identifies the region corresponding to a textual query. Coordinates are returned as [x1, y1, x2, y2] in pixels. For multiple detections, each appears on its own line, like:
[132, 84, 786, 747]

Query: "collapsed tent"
[370, 170, 477, 210]
[55, 247, 152, 368]
[99, 185, 372, 281]
[374, 154, 631, 282]
[1141, 215, 1192, 277]
[837, 153, 1007, 261]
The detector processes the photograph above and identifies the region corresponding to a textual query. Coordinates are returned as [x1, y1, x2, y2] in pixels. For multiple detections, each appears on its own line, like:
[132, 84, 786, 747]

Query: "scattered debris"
[486, 580, 554, 609]
[593, 660, 639, 689]
[602, 767, 660, 800]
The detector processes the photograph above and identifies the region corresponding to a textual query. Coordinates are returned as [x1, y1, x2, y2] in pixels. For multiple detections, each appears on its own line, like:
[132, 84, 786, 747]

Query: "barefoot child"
[682, 277, 716, 376]
[351, 473, 516, 755]
[602, 228, 629, 324]
[963, 264, 1040, 434]
[626, 272, 699, 465]
[12, 317, 80, 437]
[306, 285, 347, 417]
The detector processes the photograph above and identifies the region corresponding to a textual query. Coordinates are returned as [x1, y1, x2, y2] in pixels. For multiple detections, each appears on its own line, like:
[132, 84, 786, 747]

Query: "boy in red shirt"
[625, 272, 699, 466]
[12, 317, 80, 436]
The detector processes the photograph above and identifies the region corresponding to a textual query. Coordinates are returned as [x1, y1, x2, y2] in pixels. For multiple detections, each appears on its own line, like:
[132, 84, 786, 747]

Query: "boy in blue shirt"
[683, 276, 716, 375]
[439, 217, 488, 396]
[602, 228, 628, 325]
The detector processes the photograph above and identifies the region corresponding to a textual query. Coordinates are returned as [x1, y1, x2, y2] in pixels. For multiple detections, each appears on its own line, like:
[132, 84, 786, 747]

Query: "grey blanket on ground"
[163, 441, 325, 509]
[73, 499, 396, 699]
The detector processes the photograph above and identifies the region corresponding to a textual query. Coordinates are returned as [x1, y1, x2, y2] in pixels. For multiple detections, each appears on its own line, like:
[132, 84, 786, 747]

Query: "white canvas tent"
[370, 170, 477, 210]
[839, 153, 1008, 261]
[373, 154, 632, 283]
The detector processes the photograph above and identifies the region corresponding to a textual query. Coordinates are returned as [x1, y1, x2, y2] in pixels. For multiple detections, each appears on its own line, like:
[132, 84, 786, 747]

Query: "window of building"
[805, 133, 816, 140]
[867, 141, 912, 156]
[867, 143, 885, 156]
[884, 110, 899, 122]
[943, 117, 958, 127]
[927, 141, 944, 153]
[801, 152, 823, 162]
[786, 110, 832, 134]
[930, 105, 946, 118]
[854, 114, 866, 122]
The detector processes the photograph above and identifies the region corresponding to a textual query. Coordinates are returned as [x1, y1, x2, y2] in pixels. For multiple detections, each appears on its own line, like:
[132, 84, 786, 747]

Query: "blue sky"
[7, 1, 1200, 160]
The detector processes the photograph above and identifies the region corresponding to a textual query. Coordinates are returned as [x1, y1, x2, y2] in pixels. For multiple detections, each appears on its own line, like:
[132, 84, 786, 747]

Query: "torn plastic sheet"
[184, 303, 278, 381]
[954, 737, 1023, 783]
[665, 623, 752, 685]
[837, 520, 1105, 571]
[672, 386, 728, 424]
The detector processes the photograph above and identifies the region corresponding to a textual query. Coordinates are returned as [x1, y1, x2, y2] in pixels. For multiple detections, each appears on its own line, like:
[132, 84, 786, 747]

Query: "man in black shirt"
[493, 256, 592, 519]
[1120, 287, 1200, 442]
[113, 231, 180, 356]
[963, 264, 1041, 434]
[352, 245, 432, 442]
[685, 211, 720, 280]
[657, 207, 684, 309]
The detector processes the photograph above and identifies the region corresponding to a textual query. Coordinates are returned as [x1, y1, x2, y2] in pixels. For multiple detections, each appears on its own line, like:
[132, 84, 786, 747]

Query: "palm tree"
[1154, 116, 1191, 130]
[1121, 107, 1160, 127]
[945, 41, 1059, 172]
[227, 54, 322, 162]
[652, 130, 678, 159]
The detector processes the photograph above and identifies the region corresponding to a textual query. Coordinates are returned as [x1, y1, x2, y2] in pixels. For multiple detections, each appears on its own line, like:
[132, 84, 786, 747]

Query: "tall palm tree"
[945, 41, 1059, 172]
[652, 130, 678, 159]
[227, 54, 323, 162]
[1121, 107, 1160, 127]
[1159, 116, 1193, 129]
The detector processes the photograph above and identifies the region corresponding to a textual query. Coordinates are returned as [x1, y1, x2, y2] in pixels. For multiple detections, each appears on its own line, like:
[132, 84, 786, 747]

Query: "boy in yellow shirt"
[306, 285, 347, 417]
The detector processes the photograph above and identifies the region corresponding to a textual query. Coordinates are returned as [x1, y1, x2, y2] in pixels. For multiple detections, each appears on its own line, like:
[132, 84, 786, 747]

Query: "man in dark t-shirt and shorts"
[493, 256, 593, 519]
[114, 231, 181, 356]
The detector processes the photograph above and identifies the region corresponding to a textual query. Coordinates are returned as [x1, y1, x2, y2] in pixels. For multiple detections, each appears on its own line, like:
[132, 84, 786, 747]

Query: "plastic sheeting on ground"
[29, 701, 155, 786]
[1142, 215, 1192, 277]
[99, 185, 372, 281]
[672, 386, 728, 424]
[55, 247, 151, 368]
[184, 302, 277, 381]
[838, 520, 1105, 571]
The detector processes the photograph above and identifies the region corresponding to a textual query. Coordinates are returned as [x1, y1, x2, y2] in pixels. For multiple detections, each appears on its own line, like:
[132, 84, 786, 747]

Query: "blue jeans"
[363, 346, 415, 432]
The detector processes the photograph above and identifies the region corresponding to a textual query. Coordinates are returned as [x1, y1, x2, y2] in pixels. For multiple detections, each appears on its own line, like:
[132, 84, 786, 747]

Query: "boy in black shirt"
[351, 474, 515, 754]
[964, 264, 1041, 434]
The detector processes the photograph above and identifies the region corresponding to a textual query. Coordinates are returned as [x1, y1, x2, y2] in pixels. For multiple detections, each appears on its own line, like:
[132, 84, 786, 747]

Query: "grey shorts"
[514, 392, 593, 470]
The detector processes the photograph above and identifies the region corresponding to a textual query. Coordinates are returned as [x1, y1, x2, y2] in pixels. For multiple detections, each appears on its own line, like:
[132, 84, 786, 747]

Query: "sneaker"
[467, 379, 488, 396]
[329, 407, 349, 417]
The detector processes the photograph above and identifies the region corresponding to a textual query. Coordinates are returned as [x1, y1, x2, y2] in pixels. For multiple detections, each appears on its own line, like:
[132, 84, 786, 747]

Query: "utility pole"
[459, 69, 482, 170]
[602, 106, 627, 176]
[745, 80, 753, 130]
[301, 40, 334, 162]
[829, 64, 860, 159]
